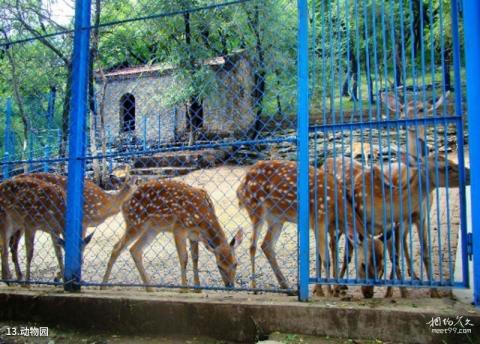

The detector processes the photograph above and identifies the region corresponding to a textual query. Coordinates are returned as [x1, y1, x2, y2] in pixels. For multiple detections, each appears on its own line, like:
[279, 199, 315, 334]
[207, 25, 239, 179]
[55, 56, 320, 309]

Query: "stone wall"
[96, 54, 254, 145]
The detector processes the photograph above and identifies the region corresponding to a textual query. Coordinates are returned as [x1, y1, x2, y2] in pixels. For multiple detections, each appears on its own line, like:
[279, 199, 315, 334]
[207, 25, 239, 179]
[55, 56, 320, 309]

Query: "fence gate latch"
[467, 233, 473, 261]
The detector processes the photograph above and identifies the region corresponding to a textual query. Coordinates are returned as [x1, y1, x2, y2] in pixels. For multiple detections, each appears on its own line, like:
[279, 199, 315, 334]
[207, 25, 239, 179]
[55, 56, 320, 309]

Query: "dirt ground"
[2, 154, 468, 299]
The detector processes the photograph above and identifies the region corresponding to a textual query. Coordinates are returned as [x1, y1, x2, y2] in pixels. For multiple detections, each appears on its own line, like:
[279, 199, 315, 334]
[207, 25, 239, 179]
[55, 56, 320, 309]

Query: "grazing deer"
[323, 156, 407, 297]
[237, 160, 385, 298]
[381, 91, 470, 297]
[101, 180, 243, 291]
[0, 177, 92, 283]
[325, 149, 469, 298]
[3, 172, 136, 282]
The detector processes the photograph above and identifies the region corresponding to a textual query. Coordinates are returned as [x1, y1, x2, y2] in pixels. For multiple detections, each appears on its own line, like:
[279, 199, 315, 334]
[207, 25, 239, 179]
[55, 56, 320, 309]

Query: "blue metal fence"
[462, 0, 480, 307]
[0, 0, 478, 305]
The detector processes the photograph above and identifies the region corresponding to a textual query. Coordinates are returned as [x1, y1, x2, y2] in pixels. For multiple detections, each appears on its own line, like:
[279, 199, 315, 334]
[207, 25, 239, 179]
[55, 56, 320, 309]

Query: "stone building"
[95, 53, 255, 146]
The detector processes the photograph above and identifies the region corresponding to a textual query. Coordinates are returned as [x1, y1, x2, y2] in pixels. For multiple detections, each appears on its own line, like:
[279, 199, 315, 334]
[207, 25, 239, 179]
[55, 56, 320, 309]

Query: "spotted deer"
[323, 156, 407, 297]
[324, 145, 469, 298]
[101, 180, 243, 291]
[0, 177, 92, 283]
[237, 160, 385, 298]
[2, 172, 136, 282]
[381, 92, 470, 297]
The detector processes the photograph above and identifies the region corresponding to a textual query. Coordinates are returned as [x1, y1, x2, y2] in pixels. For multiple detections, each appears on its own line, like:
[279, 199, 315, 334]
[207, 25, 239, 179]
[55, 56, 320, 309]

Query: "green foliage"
[0, 0, 466, 151]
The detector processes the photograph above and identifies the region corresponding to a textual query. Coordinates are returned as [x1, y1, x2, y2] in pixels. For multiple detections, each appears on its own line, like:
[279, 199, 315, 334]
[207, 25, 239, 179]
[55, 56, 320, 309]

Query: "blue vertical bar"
[451, 0, 469, 288]
[3, 98, 12, 179]
[64, 0, 92, 291]
[463, 0, 480, 307]
[297, 0, 309, 302]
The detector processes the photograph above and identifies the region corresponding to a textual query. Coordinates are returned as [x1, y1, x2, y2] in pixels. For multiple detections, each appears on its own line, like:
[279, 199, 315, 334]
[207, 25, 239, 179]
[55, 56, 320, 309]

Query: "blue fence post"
[297, 0, 310, 301]
[64, 0, 92, 292]
[3, 98, 12, 179]
[463, 0, 480, 307]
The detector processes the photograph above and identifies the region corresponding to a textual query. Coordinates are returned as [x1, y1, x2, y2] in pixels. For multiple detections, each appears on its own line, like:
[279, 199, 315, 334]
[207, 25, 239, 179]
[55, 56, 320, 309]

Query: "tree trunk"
[60, 62, 72, 161]
[184, 12, 204, 142]
[88, 0, 104, 185]
[412, 0, 421, 59]
[351, 53, 359, 101]
[394, 43, 403, 88]
[342, 71, 350, 97]
[365, 60, 374, 104]
[89, 109, 100, 183]
[276, 78, 283, 118]
[247, 4, 266, 139]
[443, 49, 452, 91]
[97, 75, 109, 187]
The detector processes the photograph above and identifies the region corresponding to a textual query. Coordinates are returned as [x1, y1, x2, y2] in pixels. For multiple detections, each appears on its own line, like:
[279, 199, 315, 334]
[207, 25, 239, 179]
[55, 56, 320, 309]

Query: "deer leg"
[102, 229, 140, 288]
[130, 228, 158, 292]
[50, 232, 64, 282]
[385, 231, 396, 298]
[0, 223, 13, 282]
[329, 232, 341, 297]
[338, 236, 352, 292]
[393, 226, 409, 298]
[403, 226, 418, 280]
[9, 230, 23, 280]
[24, 229, 36, 286]
[174, 230, 189, 292]
[189, 239, 201, 292]
[313, 221, 329, 297]
[384, 226, 408, 298]
[261, 220, 289, 291]
[249, 215, 263, 290]
[416, 219, 440, 298]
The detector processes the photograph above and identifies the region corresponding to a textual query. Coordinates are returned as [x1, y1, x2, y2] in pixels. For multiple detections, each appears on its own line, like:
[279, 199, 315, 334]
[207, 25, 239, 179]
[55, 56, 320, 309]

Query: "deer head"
[203, 227, 244, 287]
[381, 91, 449, 158]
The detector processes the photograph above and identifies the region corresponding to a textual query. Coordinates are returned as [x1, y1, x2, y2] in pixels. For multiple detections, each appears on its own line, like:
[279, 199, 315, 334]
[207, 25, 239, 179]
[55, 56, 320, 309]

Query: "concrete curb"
[0, 289, 479, 343]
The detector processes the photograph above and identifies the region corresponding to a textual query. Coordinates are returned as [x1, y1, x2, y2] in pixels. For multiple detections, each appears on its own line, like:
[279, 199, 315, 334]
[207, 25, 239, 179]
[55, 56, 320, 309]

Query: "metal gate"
[297, 0, 475, 301]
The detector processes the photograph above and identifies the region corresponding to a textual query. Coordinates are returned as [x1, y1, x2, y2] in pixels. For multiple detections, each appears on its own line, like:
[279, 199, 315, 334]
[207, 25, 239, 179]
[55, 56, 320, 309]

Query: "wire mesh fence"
[0, 0, 474, 300]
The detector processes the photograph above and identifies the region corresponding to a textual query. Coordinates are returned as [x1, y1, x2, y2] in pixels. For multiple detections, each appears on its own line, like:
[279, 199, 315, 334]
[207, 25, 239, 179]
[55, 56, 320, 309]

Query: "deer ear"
[230, 228, 244, 249]
[346, 230, 363, 246]
[55, 235, 65, 249]
[415, 138, 429, 158]
[199, 231, 216, 253]
[202, 237, 216, 253]
[429, 91, 449, 112]
[381, 93, 403, 113]
[82, 231, 95, 247]
[375, 230, 393, 242]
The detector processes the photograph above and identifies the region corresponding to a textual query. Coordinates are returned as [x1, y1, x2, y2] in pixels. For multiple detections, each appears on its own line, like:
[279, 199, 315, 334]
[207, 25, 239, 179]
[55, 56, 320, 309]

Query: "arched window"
[120, 93, 135, 132]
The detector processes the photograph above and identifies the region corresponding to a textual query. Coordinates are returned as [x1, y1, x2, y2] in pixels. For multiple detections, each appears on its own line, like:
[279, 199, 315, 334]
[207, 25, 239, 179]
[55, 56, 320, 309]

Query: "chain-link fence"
[0, 0, 475, 300]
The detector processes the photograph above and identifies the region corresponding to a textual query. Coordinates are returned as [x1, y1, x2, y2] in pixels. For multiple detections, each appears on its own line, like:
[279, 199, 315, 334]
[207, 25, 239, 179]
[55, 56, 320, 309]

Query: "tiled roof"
[99, 56, 227, 79]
